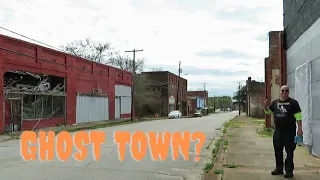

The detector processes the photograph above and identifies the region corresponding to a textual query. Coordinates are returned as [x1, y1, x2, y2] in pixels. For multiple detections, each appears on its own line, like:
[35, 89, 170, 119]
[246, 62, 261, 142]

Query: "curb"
[0, 117, 166, 143]
[216, 174, 222, 180]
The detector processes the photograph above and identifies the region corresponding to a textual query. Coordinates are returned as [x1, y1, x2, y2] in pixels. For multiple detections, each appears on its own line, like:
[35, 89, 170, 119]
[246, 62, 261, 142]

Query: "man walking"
[263, 85, 303, 178]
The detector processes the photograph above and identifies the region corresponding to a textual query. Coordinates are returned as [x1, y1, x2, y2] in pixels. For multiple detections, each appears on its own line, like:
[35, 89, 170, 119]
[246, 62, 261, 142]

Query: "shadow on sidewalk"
[216, 115, 320, 180]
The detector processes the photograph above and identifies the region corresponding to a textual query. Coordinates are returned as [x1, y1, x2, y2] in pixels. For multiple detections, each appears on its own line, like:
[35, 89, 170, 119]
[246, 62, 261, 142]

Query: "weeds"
[258, 126, 273, 138]
[203, 162, 214, 173]
[214, 169, 224, 175]
[223, 127, 227, 133]
[224, 162, 241, 168]
[252, 118, 265, 125]
[224, 119, 243, 129]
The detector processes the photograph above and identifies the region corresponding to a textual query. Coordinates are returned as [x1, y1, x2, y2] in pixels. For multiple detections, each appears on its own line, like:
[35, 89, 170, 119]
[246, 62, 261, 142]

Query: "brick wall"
[264, 31, 287, 128]
[246, 77, 265, 118]
[283, 0, 320, 49]
[141, 71, 187, 115]
[187, 91, 208, 106]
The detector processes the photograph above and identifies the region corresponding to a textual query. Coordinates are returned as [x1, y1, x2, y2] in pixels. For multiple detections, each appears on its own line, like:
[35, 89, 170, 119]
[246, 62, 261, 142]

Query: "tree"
[233, 85, 247, 106]
[134, 74, 162, 117]
[61, 38, 145, 73]
[108, 54, 145, 73]
[60, 37, 116, 63]
[208, 96, 233, 110]
[61, 38, 162, 117]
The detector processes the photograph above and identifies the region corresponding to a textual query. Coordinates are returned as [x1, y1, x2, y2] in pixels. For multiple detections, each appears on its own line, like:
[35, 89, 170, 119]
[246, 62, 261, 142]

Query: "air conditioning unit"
[92, 88, 102, 94]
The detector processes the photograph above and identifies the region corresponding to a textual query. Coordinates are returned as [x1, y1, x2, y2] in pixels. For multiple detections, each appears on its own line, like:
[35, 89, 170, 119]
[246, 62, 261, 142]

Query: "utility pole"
[176, 61, 181, 111]
[125, 49, 143, 122]
[238, 82, 241, 115]
[203, 83, 206, 109]
[213, 93, 216, 113]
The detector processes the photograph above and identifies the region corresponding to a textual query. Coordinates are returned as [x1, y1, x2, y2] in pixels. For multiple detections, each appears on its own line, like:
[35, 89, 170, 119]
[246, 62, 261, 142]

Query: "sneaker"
[284, 172, 293, 178]
[271, 169, 284, 175]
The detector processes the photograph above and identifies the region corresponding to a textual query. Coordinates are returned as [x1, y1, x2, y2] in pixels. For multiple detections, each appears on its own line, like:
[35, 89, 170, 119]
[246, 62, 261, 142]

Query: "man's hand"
[297, 128, 303, 136]
[260, 98, 270, 109]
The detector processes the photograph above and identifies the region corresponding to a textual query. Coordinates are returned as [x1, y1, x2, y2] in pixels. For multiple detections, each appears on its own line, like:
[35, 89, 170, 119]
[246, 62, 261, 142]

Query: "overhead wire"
[0, 28, 172, 86]
[0, 26, 63, 52]
[0, 3, 176, 87]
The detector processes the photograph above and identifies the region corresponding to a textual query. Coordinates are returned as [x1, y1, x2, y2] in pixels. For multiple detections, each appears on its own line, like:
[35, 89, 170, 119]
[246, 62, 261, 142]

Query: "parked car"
[193, 110, 202, 117]
[168, 110, 182, 119]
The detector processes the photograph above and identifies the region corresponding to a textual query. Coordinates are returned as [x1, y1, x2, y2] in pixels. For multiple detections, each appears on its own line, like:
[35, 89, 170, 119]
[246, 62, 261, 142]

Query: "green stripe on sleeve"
[294, 112, 302, 121]
[264, 109, 272, 114]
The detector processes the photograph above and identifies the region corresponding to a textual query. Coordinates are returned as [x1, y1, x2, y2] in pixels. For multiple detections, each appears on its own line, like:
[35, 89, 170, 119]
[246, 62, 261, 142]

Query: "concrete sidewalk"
[222, 115, 320, 180]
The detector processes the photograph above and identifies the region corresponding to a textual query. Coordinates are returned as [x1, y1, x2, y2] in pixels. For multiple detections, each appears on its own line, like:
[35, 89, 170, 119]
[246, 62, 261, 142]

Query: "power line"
[0, 26, 63, 52]
[238, 82, 241, 115]
[0, 46, 129, 77]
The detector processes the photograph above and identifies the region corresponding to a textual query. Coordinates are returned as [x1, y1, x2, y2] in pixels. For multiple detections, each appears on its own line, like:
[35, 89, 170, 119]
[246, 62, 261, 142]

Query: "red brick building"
[141, 71, 187, 116]
[246, 77, 265, 118]
[187, 90, 208, 113]
[0, 34, 132, 133]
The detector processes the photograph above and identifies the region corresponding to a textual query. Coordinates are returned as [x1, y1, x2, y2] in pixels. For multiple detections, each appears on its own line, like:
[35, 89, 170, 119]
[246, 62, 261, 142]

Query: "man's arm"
[292, 100, 302, 130]
[264, 100, 274, 115]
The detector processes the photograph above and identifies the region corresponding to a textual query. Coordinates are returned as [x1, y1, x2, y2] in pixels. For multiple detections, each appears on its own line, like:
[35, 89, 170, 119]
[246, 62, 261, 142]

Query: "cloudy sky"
[0, 0, 283, 96]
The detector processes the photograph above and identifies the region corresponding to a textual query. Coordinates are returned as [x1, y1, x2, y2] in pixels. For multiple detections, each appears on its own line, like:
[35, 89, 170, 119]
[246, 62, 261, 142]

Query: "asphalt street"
[0, 112, 237, 180]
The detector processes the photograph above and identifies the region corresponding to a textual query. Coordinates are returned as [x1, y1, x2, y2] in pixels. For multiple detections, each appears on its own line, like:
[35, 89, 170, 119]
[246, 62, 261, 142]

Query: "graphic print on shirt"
[276, 102, 289, 117]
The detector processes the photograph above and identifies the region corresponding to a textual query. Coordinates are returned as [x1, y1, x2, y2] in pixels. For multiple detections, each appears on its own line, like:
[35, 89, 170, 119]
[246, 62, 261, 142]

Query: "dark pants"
[273, 130, 297, 173]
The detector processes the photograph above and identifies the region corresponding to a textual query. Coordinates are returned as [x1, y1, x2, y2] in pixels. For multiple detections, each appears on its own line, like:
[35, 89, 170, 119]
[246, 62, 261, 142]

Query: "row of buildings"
[141, 71, 208, 117]
[0, 34, 209, 134]
[262, 0, 320, 157]
[0, 34, 133, 134]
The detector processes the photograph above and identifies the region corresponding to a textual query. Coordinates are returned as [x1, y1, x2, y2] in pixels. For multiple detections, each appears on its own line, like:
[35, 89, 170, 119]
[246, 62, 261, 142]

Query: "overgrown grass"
[224, 119, 244, 129]
[223, 139, 229, 150]
[211, 138, 222, 161]
[223, 127, 227, 133]
[214, 169, 224, 175]
[258, 126, 274, 138]
[252, 118, 265, 125]
[202, 117, 240, 174]
[203, 162, 214, 173]
[223, 162, 241, 168]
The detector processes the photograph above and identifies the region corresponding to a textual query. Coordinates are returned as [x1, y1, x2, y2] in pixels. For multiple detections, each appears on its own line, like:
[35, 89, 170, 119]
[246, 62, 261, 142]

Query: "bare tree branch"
[60, 37, 116, 63]
[61, 38, 162, 117]
[151, 67, 163, 71]
[107, 55, 145, 73]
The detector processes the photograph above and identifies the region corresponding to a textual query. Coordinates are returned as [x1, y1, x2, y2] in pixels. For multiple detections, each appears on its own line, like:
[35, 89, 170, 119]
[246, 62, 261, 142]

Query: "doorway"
[4, 98, 22, 132]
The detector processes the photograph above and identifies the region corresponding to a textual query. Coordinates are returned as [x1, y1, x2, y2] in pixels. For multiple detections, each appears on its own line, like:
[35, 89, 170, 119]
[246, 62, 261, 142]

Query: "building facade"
[282, 0, 320, 157]
[264, 0, 320, 157]
[141, 71, 187, 116]
[0, 34, 132, 134]
[187, 91, 208, 113]
[246, 77, 265, 118]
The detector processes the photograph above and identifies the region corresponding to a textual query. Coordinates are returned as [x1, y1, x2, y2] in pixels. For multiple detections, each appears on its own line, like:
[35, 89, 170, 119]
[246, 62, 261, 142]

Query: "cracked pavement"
[0, 112, 237, 180]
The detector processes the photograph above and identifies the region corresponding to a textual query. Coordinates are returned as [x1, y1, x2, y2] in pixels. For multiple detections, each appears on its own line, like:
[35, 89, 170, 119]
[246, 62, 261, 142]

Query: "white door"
[115, 97, 121, 119]
[76, 95, 109, 124]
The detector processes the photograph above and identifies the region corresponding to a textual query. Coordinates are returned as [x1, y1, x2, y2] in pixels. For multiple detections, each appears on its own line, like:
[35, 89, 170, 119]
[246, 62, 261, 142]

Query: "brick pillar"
[265, 57, 272, 128]
[265, 31, 286, 128]
[0, 37, 5, 133]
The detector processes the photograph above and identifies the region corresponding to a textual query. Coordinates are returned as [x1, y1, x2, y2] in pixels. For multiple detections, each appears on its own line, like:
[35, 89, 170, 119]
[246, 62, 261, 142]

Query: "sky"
[0, 0, 283, 97]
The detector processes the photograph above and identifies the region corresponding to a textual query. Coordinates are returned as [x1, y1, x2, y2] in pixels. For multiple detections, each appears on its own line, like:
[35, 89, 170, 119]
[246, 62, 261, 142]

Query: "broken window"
[4, 70, 65, 93]
[22, 95, 65, 120]
[23, 95, 35, 119]
[4, 70, 66, 120]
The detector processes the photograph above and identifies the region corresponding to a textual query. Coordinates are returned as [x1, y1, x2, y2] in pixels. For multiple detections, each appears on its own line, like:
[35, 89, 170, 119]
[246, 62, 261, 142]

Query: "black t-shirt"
[269, 98, 301, 132]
